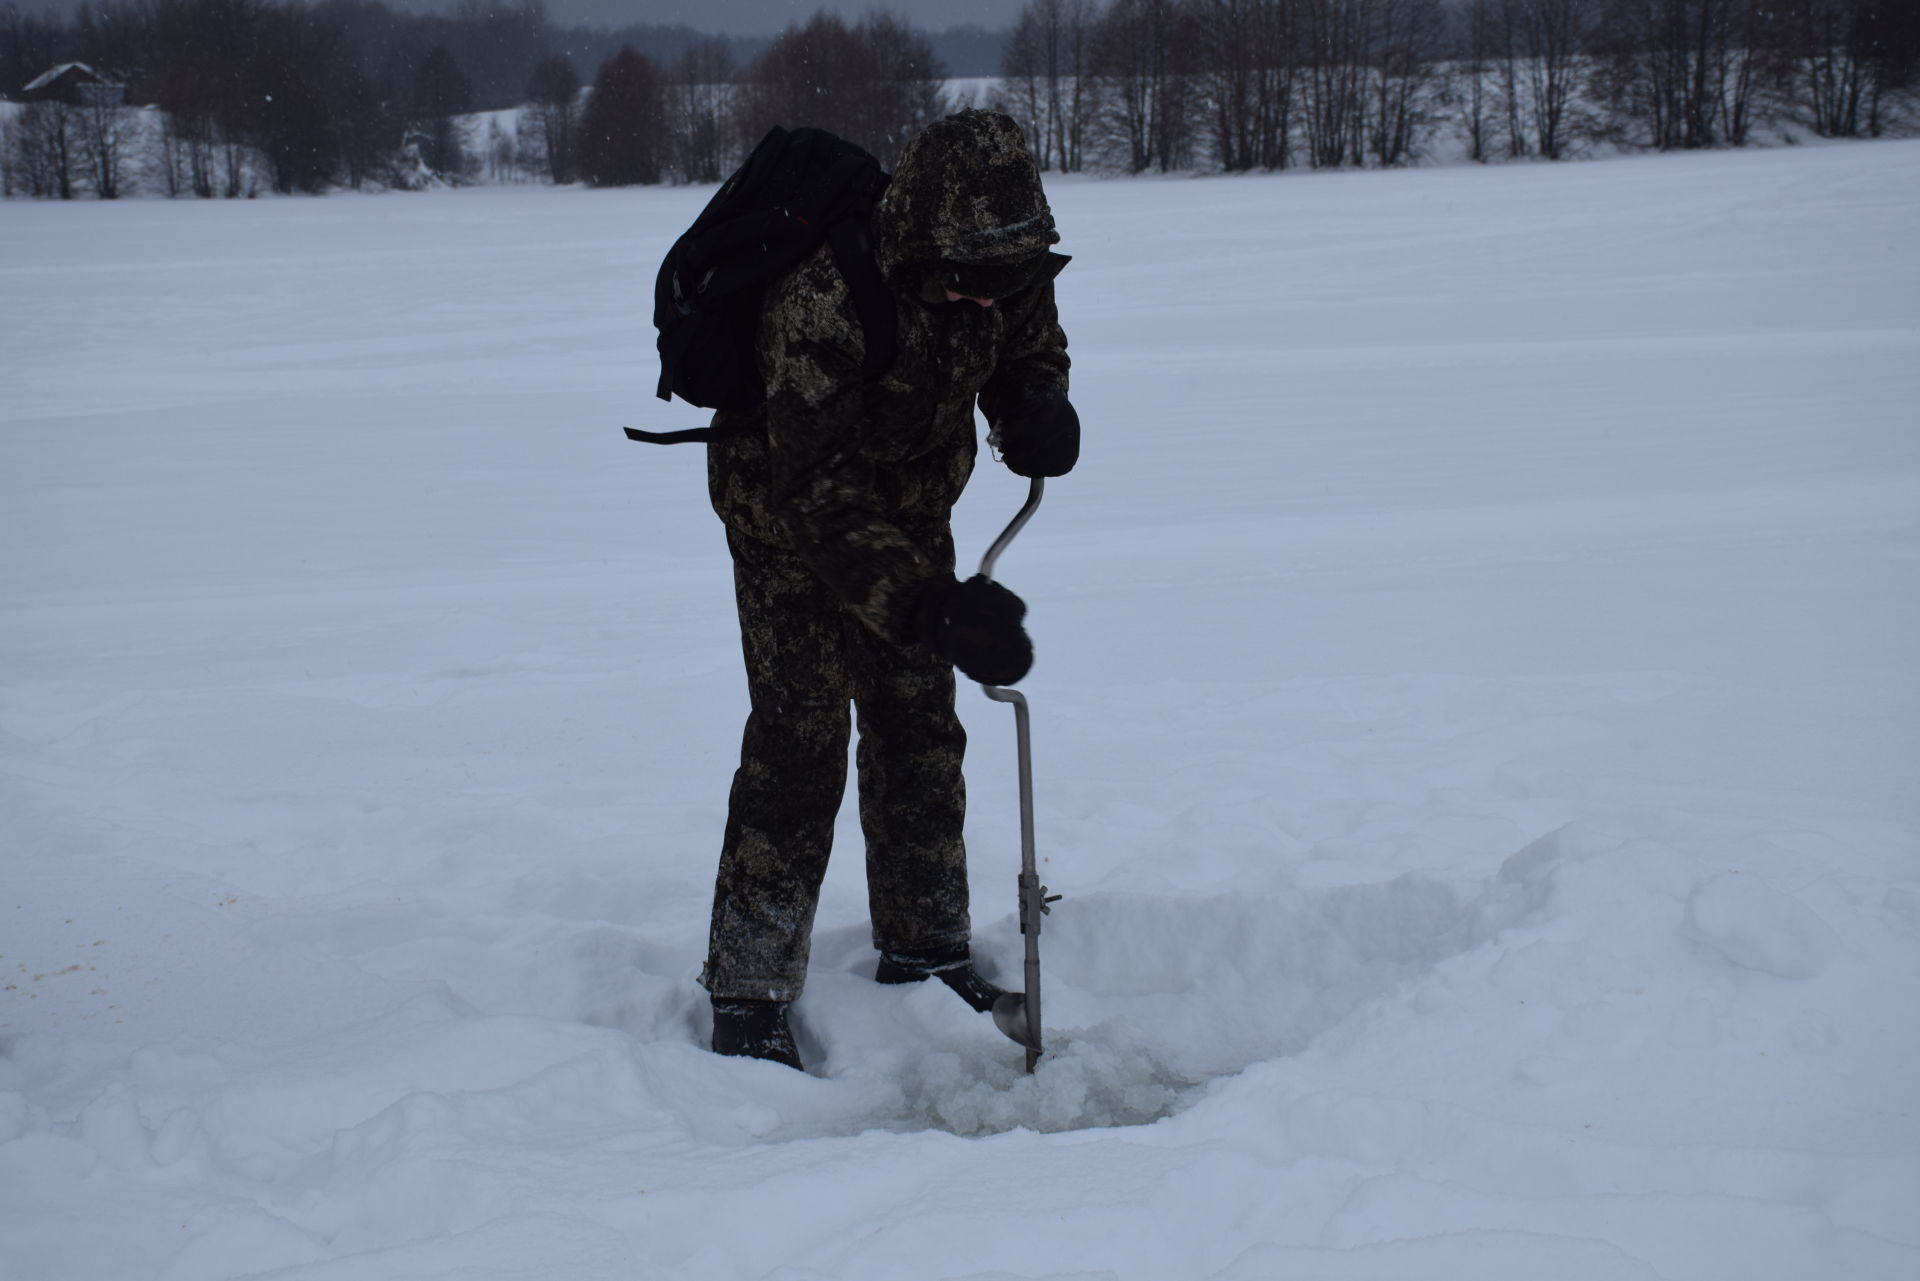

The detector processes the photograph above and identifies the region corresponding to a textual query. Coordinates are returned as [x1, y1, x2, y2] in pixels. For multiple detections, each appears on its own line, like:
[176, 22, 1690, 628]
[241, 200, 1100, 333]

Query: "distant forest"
[2, 0, 1914, 199]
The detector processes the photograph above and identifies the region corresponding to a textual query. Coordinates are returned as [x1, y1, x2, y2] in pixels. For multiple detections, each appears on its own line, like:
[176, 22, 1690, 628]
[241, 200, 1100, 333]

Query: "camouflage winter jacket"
[707, 110, 1071, 647]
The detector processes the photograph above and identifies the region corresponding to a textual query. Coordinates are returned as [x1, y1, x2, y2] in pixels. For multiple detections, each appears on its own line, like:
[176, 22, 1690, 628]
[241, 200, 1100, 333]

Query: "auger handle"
[978, 477, 1043, 582]
[978, 476, 1046, 1070]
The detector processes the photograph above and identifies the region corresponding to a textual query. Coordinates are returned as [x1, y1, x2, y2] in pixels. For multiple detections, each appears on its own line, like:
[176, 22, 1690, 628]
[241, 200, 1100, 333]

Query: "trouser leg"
[855, 527, 972, 956]
[702, 530, 852, 1003]
[857, 662, 970, 955]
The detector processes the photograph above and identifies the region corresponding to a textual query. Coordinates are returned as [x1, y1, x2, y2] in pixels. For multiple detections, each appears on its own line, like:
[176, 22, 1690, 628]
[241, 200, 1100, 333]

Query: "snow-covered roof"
[23, 62, 102, 93]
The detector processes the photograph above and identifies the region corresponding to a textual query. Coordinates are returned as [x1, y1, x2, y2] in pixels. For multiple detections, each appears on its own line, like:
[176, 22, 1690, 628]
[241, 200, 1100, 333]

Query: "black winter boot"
[711, 998, 803, 1070]
[874, 946, 1010, 1014]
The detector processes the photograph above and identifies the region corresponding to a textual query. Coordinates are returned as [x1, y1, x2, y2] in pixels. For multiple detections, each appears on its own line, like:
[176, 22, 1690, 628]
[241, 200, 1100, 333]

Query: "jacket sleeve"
[977, 275, 1070, 429]
[760, 266, 938, 647]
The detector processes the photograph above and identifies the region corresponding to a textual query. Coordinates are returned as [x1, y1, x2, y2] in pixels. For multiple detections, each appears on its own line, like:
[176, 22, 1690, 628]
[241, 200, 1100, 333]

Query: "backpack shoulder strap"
[828, 214, 897, 380]
[623, 424, 724, 444]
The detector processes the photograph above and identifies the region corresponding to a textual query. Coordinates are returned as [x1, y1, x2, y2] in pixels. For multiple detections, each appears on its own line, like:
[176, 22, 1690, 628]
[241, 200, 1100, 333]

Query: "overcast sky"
[17, 0, 1025, 36]
[551, 0, 1025, 35]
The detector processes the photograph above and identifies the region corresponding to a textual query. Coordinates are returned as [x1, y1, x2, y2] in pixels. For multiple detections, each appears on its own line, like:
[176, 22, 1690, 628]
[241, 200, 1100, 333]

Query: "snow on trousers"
[701, 524, 972, 1003]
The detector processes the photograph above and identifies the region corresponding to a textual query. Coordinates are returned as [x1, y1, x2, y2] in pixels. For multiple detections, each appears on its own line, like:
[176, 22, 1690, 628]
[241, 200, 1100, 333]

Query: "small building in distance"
[17, 63, 126, 108]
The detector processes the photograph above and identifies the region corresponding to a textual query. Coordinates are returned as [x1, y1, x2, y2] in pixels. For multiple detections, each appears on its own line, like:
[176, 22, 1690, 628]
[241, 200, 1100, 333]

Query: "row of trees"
[3, 0, 568, 196]
[4, 0, 1915, 198]
[999, 0, 1919, 176]
[0, 0, 950, 197]
[473, 10, 949, 190]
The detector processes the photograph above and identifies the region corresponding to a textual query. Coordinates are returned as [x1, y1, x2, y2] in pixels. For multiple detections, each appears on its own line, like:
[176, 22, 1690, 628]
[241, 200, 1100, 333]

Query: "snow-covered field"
[3, 141, 1917, 1280]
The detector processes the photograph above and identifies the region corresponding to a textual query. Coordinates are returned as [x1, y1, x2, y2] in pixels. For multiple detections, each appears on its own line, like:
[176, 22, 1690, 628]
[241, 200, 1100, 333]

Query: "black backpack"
[625, 126, 899, 445]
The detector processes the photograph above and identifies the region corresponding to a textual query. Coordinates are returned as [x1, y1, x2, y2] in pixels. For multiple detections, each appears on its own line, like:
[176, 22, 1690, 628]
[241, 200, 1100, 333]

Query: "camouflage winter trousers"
[701, 525, 971, 1003]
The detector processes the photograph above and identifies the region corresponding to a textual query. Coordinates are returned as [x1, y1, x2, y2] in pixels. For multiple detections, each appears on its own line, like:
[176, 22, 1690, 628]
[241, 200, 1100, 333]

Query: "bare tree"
[1300, 0, 1373, 167]
[523, 52, 579, 183]
[141, 0, 271, 197]
[6, 101, 79, 198]
[411, 44, 474, 180]
[850, 12, 949, 166]
[1091, 0, 1200, 173]
[248, 15, 340, 194]
[1597, 0, 1769, 150]
[1497, 0, 1530, 155]
[1364, 0, 1444, 167]
[486, 116, 516, 181]
[1454, 0, 1609, 161]
[1003, 0, 1098, 172]
[1799, 0, 1867, 135]
[667, 37, 734, 184]
[331, 67, 396, 192]
[1259, 0, 1306, 169]
[1196, 0, 1300, 172]
[1516, 0, 1600, 159]
[735, 10, 946, 170]
[1458, 0, 1498, 160]
[577, 45, 664, 186]
[1794, 0, 1918, 138]
[73, 90, 129, 197]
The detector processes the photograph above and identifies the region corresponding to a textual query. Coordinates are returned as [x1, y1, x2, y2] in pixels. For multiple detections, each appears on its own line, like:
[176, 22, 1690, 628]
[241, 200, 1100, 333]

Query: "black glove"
[992, 387, 1080, 479]
[915, 575, 1033, 686]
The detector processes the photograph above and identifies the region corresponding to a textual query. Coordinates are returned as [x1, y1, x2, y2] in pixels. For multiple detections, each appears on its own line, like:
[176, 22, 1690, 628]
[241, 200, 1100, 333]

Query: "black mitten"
[916, 575, 1033, 686]
[992, 387, 1080, 479]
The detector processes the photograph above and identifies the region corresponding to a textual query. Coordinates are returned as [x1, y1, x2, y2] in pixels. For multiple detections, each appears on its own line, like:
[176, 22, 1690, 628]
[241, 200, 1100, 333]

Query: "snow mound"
[888, 1034, 1193, 1135]
[1682, 872, 1842, 980]
[694, 866, 1525, 1139]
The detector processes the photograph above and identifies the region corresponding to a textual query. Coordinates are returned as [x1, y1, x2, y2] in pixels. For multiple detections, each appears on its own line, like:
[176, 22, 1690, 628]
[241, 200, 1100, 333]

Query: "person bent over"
[701, 110, 1081, 1070]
